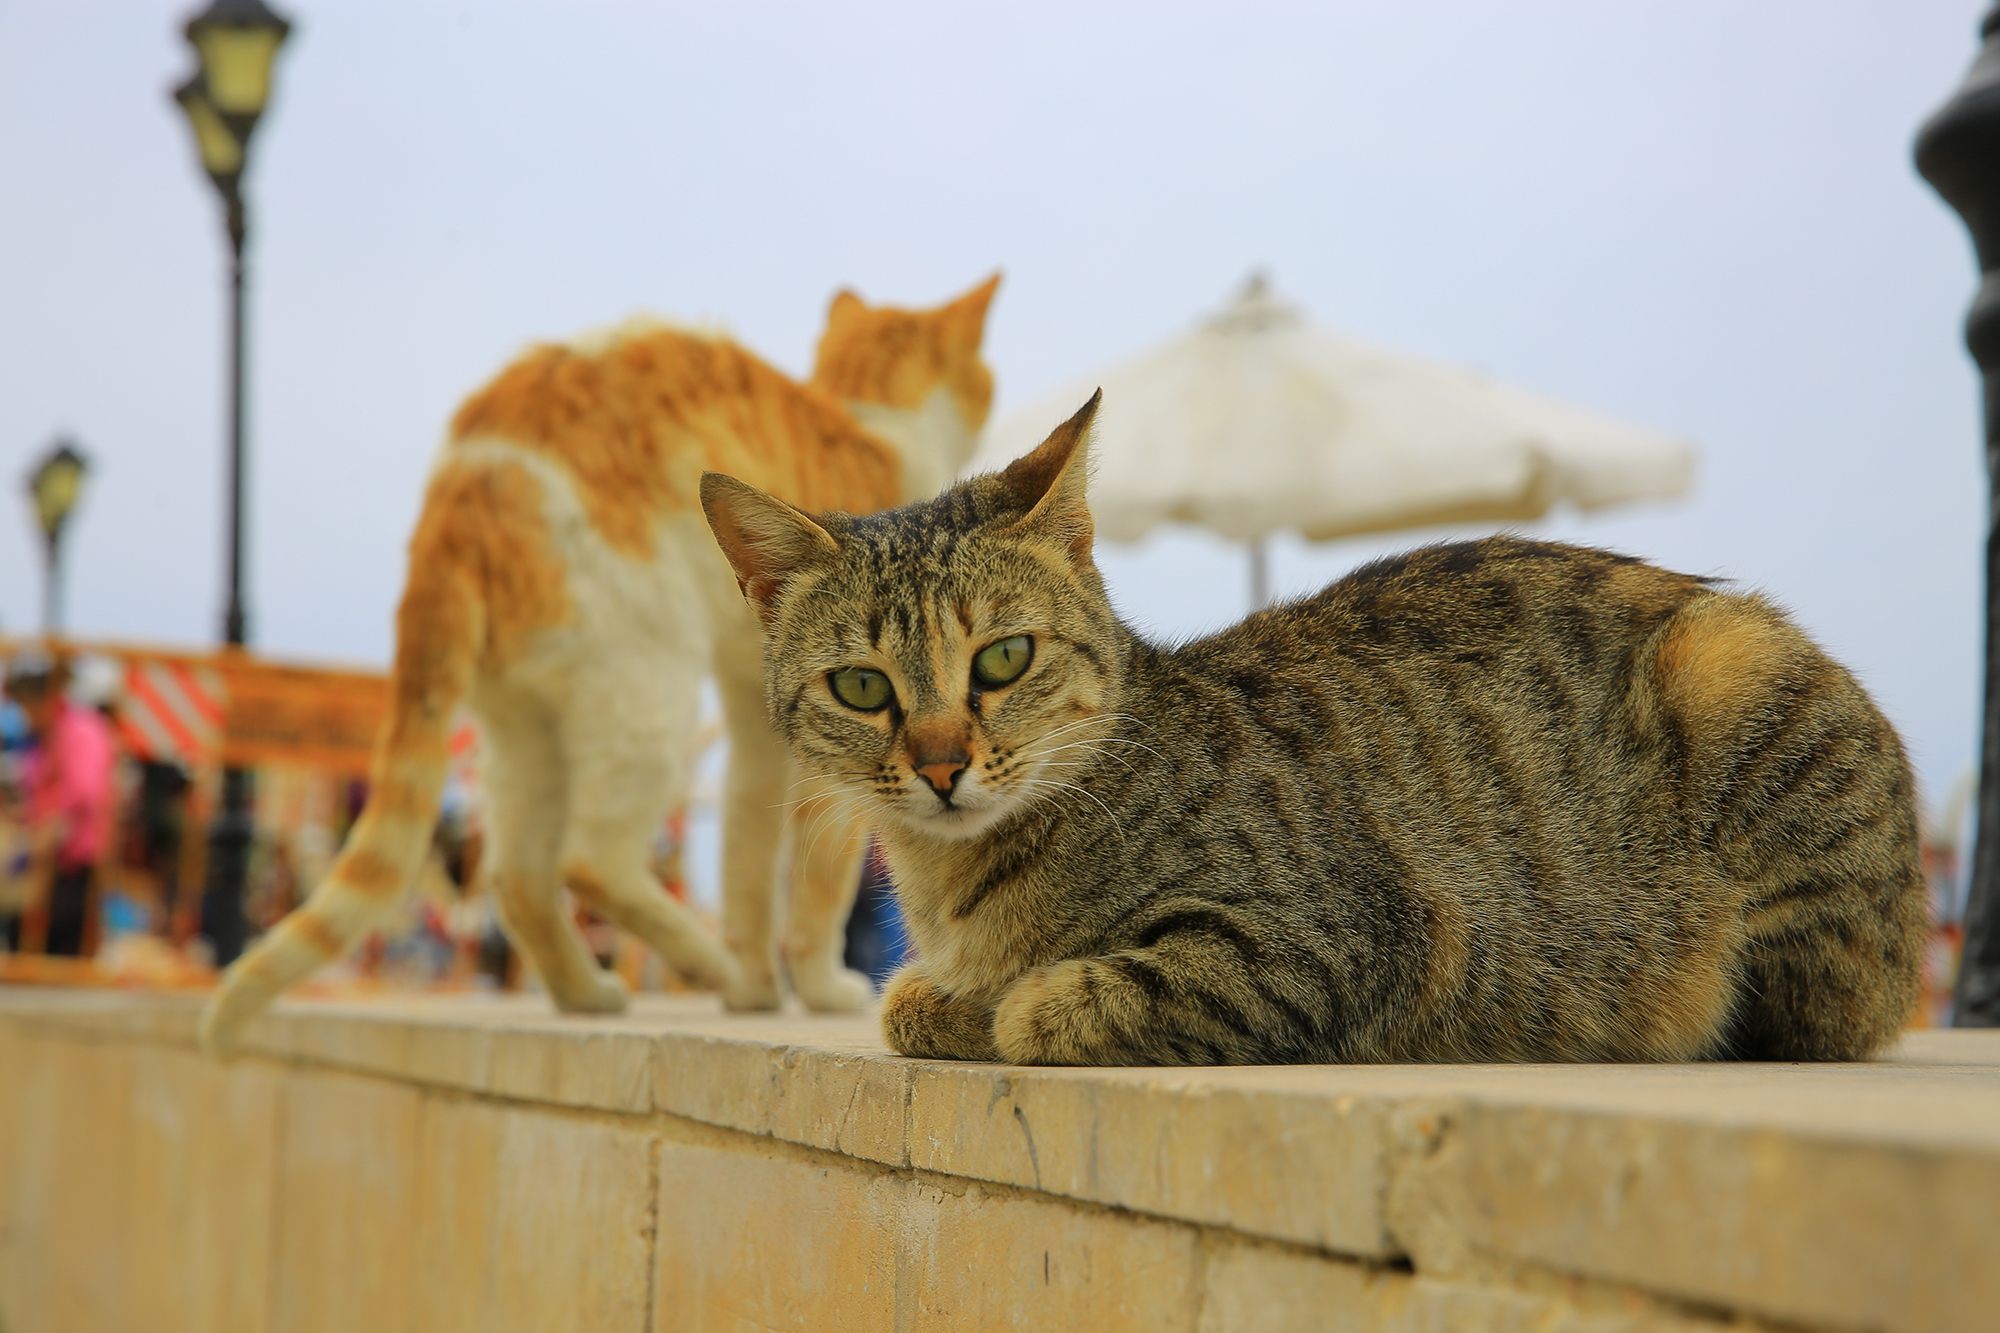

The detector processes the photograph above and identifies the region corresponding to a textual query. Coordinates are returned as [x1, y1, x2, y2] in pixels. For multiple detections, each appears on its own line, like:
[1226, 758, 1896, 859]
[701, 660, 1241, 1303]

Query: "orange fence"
[3, 639, 402, 974]
[70, 640, 392, 778]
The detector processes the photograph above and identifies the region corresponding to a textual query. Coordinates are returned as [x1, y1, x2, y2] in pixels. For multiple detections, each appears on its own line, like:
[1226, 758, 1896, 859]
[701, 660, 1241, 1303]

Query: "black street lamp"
[1918, 5, 2000, 1027]
[170, 0, 291, 967]
[171, 0, 289, 649]
[25, 439, 90, 635]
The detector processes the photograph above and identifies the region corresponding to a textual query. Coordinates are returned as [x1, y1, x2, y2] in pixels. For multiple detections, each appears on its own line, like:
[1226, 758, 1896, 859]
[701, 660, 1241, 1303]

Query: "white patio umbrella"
[969, 276, 1697, 606]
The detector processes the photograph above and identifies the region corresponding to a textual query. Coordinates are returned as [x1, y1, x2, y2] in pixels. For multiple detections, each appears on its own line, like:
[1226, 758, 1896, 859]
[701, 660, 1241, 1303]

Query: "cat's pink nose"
[916, 756, 968, 795]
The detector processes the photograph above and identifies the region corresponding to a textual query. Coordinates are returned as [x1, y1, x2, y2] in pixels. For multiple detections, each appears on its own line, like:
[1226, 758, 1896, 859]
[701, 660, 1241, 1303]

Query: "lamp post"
[1918, 4, 2000, 1027]
[25, 440, 89, 635]
[170, 0, 291, 966]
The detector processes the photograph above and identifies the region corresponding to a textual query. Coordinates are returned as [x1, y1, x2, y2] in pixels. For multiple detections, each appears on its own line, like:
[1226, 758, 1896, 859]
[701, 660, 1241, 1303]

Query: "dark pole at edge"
[225, 196, 247, 648]
[41, 534, 57, 635]
[200, 189, 253, 967]
[1917, 4, 2000, 1026]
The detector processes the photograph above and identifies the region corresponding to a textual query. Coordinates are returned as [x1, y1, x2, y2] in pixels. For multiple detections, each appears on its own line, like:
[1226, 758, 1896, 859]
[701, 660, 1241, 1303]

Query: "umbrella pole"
[1249, 537, 1271, 612]
[1918, 7, 2000, 1027]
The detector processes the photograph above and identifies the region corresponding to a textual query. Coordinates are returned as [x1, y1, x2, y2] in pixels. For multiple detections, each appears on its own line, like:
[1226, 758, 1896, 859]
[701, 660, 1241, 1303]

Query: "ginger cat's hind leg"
[557, 659, 735, 993]
[714, 616, 871, 1013]
[714, 653, 788, 1011]
[784, 789, 874, 1012]
[477, 686, 627, 1014]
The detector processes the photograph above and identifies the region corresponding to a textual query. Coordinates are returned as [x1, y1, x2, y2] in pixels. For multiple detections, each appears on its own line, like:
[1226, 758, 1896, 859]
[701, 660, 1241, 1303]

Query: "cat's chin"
[890, 801, 1011, 843]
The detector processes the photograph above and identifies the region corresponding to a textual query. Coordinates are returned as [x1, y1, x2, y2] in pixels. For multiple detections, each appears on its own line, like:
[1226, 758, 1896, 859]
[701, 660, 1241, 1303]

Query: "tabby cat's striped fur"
[703, 394, 1926, 1065]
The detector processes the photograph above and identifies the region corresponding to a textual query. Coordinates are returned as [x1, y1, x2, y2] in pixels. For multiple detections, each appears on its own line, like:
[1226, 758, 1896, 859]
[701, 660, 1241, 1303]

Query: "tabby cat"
[199, 278, 999, 1056]
[703, 392, 1926, 1065]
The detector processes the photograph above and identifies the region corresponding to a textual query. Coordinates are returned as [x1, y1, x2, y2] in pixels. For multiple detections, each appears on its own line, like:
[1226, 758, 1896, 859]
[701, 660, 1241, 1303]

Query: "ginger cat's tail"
[198, 468, 495, 1057]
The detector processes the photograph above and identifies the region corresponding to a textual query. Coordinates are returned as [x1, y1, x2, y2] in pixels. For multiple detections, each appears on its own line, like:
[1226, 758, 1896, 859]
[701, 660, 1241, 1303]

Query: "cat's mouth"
[895, 787, 1012, 841]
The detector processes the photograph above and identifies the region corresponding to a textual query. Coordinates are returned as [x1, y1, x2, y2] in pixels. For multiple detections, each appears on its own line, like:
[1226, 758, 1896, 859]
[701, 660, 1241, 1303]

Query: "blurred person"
[0, 691, 29, 772]
[131, 759, 192, 927]
[0, 695, 33, 949]
[5, 650, 116, 956]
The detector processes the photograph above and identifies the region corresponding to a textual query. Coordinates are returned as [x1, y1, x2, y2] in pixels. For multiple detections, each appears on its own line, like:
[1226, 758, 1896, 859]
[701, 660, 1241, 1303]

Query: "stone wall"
[0, 989, 1994, 1332]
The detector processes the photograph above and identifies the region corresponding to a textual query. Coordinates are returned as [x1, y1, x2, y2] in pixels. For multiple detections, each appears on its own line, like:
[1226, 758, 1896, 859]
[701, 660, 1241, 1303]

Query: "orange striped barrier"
[3, 640, 393, 778]
[118, 656, 226, 767]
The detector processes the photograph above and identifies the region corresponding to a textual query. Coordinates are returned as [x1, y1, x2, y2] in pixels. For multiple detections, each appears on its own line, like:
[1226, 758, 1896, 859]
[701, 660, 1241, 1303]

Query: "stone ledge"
[3, 988, 1995, 1333]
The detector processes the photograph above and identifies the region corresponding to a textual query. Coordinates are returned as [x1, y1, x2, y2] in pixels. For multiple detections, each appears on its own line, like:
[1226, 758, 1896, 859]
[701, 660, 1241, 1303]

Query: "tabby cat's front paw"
[993, 959, 1140, 1065]
[880, 968, 1000, 1061]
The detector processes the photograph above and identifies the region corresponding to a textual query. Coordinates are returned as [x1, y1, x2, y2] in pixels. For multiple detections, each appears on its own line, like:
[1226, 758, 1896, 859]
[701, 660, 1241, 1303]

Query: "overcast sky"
[1, 1, 1991, 816]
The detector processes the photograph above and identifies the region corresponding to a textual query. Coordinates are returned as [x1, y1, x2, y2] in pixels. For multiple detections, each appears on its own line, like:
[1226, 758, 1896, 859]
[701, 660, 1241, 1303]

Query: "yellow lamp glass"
[193, 26, 283, 116]
[175, 82, 243, 176]
[30, 454, 85, 540]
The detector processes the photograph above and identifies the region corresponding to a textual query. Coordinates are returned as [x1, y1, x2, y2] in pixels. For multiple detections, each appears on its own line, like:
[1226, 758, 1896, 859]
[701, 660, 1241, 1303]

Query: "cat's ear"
[999, 390, 1099, 567]
[827, 289, 868, 325]
[941, 273, 1001, 353]
[700, 472, 842, 626]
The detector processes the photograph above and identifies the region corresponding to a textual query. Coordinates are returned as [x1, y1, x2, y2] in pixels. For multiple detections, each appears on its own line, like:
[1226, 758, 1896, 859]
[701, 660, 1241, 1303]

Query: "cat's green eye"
[972, 635, 1034, 688]
[830, 667, 894, 712]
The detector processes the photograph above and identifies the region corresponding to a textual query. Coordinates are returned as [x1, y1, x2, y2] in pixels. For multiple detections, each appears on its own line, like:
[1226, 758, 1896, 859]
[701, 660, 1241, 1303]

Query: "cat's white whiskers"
[1032, 714, 1167, 764]
[793, 786, 868, 874]
[1027, 739, 1143, 775]
[1013, 781, 1086, 830]
[1015, 782, 1122, 845]
[1012, 776, 1125, 843]
[1049, 711, 1155, 735]
[773, 774, 871, 882]
[1034, 715, 1120, 745]
[779, 772, 858, 811]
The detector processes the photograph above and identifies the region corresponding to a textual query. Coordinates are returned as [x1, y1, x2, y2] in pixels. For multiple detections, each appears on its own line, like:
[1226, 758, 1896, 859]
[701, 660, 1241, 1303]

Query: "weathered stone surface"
[655, 1133, 902, 1331]
[0, 1020, 55, 1328]
[647, 1013, 907, 1162]
[1388, 1095, 2000, 1333]
[0, 1031, 282, 1333]
[652, 1129, 1199, 1333]
[122, 1045, 283, 1333]
[1197, 1240, 1754, 1333]
[416, 1096, 656, 1332]
[269, 1066, 425, 1333]
[904, 1062, 1396, 1256]
[763, 1046, 912, 1166]
[3, 990, 1997, 1333]
[485, 1023, 655, 1112]
[896, 1172, 1200, 1332]
[39, 1036, 138, 1330]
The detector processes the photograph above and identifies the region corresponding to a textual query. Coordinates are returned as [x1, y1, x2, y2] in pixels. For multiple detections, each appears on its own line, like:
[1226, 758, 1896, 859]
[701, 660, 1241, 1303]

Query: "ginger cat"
[199, 277, 999, 1054]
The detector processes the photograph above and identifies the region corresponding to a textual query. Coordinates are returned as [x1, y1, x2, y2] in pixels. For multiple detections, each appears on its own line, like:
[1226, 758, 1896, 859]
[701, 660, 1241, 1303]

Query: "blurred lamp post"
[171, 0, 289, 648]
[170, 0, 291, 967]
[25, 440, 89, 635]
[1917, 4, 2000, 1027]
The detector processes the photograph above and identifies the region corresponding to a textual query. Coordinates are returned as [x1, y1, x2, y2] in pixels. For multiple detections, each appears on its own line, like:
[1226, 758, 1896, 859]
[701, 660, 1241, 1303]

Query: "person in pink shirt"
[5, 652, 115, 956]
